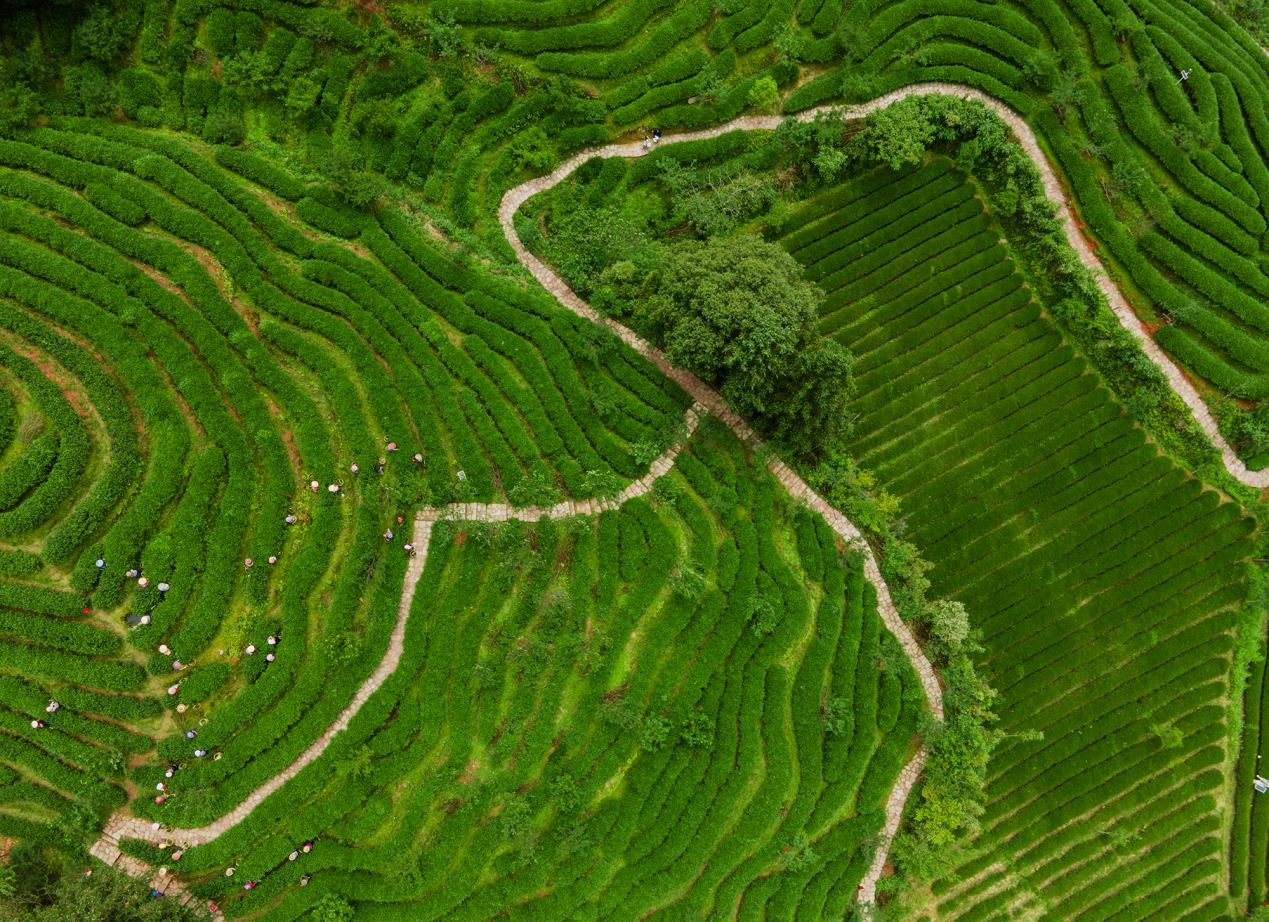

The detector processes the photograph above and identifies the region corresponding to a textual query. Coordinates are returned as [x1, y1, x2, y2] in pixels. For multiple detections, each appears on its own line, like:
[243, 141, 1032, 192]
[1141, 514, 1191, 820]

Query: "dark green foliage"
[310, 894, 354, 922]
[0, 851, 199, 920]
[73, 4, 137, 65]
[601, 234, 854, 460]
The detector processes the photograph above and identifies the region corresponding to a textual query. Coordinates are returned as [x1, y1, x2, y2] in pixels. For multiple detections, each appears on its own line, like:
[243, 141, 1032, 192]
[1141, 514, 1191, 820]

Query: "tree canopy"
[0, 848, 198, 922]
[604, 234, 853, 460]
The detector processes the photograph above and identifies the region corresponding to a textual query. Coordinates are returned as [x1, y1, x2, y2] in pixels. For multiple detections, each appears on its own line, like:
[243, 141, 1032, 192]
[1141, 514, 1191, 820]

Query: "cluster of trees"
[524, 141, 856, 462]
[523, 85, 1233, 486]
[0, 848, 198, 921]
[0, 1, 144, 127]
[597, 235, 854, 460]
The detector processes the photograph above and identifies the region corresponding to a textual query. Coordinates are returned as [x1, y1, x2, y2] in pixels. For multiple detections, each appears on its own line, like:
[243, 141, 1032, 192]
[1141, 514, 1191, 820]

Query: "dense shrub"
[601, 234, 854, 460]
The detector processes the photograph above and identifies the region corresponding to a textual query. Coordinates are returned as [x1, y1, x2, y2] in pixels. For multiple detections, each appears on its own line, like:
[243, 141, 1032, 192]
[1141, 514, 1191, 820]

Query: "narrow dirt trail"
[87, 404, 702, 916]
[497, 109, 961, 905]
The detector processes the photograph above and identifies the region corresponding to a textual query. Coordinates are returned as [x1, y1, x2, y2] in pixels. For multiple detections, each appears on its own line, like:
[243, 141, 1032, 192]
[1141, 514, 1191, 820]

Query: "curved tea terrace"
[88, 406, 703, 866]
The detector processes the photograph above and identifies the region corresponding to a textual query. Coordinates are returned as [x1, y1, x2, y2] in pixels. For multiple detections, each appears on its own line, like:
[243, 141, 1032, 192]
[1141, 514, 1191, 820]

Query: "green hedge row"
[0, 342, 90, 541]
[474, 0, 678, 55]
[535, 0, 712, 79]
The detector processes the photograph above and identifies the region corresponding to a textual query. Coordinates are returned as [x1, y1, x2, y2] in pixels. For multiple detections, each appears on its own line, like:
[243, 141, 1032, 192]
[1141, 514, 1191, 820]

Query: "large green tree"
[613, 234, 853, 459]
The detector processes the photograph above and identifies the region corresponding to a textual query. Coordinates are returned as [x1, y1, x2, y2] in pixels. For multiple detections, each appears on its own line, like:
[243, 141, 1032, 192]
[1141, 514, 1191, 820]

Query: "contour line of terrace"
[90, 402, 701, 856]
[91, 338, 938, 911]
[108, 88, 1195, 913]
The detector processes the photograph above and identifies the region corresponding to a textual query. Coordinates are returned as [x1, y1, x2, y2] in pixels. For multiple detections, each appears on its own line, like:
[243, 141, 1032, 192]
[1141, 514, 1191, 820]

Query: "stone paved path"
[86, 404, 700, 910]
[89, 818, 204, 913]
[502, 82, 1267, 490]
[498, 107, 954, 908]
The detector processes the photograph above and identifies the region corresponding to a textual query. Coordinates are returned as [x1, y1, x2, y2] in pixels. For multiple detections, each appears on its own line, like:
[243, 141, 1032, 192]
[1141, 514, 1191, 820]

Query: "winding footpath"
[503, 82, 1267, 490]
[500, 115, 947, 909]
[93, 77, 1239, 914]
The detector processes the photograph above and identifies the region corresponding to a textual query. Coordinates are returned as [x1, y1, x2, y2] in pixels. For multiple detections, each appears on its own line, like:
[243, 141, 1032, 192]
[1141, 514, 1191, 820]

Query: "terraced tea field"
[5, 0, 1269, 917]
[779, 158, 1257, 919]
[0, 116, 934, 919]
